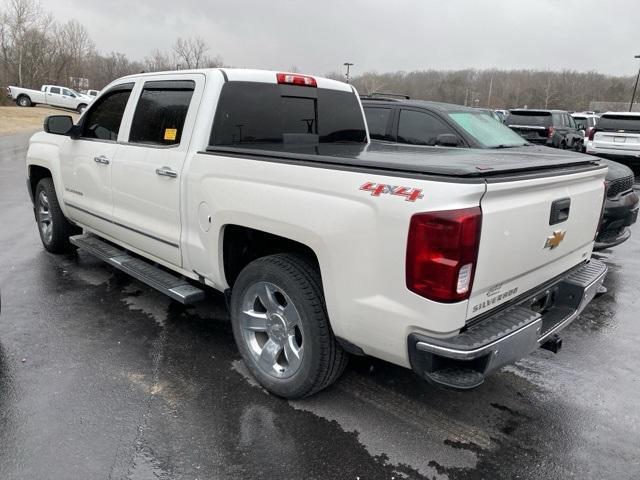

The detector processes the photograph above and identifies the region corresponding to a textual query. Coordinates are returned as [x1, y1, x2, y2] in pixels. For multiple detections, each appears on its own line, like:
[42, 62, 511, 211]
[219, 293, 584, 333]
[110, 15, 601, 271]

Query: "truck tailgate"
[467, 166, 606, 320]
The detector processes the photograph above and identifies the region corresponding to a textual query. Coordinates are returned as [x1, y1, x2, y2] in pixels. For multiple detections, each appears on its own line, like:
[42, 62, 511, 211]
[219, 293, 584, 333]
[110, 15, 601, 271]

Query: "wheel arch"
[221, 224, 321, 289]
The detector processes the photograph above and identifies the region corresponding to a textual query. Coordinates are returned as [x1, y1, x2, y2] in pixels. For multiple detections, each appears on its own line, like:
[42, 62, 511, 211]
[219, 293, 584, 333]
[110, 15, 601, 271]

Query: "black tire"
[34, 177, 80, 253]
[17, 95, 31, 107]
[230, 253, 348, 398]
[77, 103, 87, 114]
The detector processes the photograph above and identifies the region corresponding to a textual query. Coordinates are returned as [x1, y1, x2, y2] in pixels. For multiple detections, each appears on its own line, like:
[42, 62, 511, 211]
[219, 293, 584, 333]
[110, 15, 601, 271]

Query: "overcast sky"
[45, 0, 640, 77]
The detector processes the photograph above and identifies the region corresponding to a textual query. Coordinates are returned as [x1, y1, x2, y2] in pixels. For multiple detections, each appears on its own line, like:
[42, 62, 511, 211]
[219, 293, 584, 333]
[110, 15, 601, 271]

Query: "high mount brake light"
[406, 207, 482, 303]
[276, 73, 317, 87]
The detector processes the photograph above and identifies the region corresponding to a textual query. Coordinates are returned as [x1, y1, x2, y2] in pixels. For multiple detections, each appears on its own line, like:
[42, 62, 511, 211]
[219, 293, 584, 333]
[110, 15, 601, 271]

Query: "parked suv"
[361, 97, 638, 250]
[586, 112, 640, 163]
[505, 109, 583, 150]
[572, 113, 598, 152]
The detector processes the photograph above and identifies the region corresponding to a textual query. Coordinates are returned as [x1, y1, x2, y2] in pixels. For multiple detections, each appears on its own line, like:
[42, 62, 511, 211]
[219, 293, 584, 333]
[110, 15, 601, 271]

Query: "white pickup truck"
[25, 69, 607, 397]
[6, 84, 92, 112]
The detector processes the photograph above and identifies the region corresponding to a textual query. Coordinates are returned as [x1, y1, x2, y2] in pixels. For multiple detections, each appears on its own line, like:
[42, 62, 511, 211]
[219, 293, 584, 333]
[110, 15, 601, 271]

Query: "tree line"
[345, 69, 637, 111]
[1, 0, 637, 111]
[0, 0, 222, 101]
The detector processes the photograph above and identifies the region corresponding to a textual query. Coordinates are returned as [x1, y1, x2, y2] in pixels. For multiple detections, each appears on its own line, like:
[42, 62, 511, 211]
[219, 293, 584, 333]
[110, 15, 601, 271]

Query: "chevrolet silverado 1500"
[25, 69, 607, 397]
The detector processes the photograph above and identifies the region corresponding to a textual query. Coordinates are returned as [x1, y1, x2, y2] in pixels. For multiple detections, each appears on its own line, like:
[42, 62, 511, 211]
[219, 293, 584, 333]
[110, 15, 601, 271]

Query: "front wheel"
[77, 103, 87, 114]
[230, 254, 348, 398]
[34, 178, 80, 253]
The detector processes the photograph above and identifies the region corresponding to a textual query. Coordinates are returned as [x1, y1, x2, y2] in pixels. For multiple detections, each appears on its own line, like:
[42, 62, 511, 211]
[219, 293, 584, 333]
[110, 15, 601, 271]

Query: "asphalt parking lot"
[1, 131, 639, 480]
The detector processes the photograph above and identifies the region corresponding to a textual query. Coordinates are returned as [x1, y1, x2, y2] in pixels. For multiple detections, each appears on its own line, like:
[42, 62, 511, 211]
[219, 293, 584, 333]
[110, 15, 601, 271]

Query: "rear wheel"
[230, 253, 348, 398]
[34, 178, 80, 253]
[77, 103, 87, 114]
[17, 95, 31, 107]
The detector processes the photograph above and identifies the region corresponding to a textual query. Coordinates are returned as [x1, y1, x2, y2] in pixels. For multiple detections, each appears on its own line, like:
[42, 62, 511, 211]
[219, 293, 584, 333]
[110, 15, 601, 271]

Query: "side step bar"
[70, 234, 205, 305]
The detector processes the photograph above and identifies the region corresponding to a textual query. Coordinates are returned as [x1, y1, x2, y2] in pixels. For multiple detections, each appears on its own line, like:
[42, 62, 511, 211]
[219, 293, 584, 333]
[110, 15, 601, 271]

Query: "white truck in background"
[6, 84, 92, 112]
[25, 68, 607, 397]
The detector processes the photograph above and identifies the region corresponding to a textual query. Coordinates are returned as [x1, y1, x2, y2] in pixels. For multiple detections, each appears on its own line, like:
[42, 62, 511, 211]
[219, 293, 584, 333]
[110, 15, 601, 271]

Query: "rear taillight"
[276, 72, 317, 87]
[406, 207, 482, 303]
[547, 126, 555, 138]
[588, 128, 597, 141]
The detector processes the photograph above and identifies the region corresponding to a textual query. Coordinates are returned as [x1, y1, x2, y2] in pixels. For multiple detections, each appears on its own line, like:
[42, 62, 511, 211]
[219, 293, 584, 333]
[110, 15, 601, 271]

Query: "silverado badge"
[544, 230, 566, 250]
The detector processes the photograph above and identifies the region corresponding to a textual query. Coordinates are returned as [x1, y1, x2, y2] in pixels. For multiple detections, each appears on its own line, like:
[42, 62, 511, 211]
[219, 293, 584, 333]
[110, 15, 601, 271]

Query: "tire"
[230, 253, 348, 398]
[17, 95, 31, 107]
[77, 103, 87, 114]
[34, 177, 80, 253]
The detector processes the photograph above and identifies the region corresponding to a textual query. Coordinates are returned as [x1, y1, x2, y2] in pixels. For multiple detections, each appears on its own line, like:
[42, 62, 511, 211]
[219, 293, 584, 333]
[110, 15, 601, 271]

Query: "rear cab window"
[597, 114, 640, 132]
[210, 82, 367, 149]
[506, 111, 552, 127]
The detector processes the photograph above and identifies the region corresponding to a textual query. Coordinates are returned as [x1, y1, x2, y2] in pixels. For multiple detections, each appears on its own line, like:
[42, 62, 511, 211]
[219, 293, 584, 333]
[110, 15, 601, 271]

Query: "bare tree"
[173, 36, 211, 69]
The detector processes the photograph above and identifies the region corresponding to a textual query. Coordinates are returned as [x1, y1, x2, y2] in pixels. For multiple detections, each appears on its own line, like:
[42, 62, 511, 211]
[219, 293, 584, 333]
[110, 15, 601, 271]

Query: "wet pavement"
[1, 131, 639, 480]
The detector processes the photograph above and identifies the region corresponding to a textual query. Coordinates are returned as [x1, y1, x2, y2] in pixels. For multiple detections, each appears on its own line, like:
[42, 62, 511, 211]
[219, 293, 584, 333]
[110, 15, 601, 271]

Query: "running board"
[70, 234, 205, 305]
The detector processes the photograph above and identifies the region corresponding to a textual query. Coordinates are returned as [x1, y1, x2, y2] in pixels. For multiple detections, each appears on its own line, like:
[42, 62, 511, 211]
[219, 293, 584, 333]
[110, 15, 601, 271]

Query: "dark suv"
[505, 109, 583, 150]
[361, 97, 638, 250]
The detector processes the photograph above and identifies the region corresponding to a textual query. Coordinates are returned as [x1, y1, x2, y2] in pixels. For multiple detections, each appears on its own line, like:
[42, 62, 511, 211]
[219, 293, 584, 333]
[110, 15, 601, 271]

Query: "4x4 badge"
[545, 230, 566, 249]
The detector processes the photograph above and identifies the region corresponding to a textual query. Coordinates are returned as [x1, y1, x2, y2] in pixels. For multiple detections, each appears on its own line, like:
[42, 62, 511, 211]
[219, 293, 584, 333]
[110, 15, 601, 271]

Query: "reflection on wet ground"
[1, 132, 639, 479]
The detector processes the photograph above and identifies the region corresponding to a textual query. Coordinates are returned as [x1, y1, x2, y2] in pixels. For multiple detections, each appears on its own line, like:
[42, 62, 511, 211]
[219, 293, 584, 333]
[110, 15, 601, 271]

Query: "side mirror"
[436, 133, 461, 147]
[43, 115, 74, 135]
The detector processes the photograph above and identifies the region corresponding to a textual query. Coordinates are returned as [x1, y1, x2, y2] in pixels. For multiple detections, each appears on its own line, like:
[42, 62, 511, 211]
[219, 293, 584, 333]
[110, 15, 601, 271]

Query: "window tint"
[49, 87, 60, 94]
[364, 107, 392, 140]
[129, 80, 195, 146]
[397, 110, 455, 146]
[598, 114, 640, 132]
[81, 84, 133, 141]
[506, 111, 552, 127]
[211, 82, 366, 148]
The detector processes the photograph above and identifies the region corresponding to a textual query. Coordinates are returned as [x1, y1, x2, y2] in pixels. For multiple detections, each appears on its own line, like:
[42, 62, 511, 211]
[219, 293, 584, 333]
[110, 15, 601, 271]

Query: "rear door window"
[81, 84, 133, 141]
[49, 87, 61, 95]
[129, 80, 195, 146]
[210, 82, 367, 148]
[363, 107, 392, 140]
[396, 109, 456, 145]
[598, 114, 640, 132]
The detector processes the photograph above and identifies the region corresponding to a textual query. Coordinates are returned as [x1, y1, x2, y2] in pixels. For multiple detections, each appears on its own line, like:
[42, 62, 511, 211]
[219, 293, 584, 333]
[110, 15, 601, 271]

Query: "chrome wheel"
[239, 281, 304, 379]
[37, 190, 53, 244]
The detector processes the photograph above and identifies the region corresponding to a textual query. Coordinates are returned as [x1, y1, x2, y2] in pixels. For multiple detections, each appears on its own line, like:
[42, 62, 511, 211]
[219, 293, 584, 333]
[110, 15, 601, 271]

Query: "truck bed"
[205, 142, 602, 180]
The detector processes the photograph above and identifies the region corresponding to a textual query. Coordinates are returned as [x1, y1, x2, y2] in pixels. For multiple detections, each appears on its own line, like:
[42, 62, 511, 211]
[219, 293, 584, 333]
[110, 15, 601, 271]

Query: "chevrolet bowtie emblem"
[544, 230, 566, 249]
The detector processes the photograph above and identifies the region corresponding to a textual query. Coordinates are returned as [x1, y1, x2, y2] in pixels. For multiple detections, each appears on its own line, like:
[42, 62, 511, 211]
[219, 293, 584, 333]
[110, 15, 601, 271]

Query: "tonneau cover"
[206, 142, 601, 179]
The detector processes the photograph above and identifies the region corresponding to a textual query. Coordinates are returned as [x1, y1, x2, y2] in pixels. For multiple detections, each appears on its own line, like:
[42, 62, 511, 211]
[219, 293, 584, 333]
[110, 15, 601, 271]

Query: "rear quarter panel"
[183, 153, 486, 367]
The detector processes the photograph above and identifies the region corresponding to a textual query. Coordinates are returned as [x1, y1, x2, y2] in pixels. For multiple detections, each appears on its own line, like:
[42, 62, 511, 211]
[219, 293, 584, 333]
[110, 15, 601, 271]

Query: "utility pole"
[487, 75, 494, 108]
[343, 62, 354, 84]
[629, 55, 640, 112]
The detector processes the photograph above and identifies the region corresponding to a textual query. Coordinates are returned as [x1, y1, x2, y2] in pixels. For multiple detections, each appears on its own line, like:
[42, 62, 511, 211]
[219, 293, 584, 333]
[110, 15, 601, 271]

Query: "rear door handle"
[156, 166, 177, 178]
[94, 155, 110, 165]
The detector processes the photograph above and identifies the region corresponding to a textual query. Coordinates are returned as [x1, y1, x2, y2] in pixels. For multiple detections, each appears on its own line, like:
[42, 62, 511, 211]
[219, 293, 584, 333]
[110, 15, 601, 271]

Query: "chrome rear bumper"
[408, 259, 607, 389]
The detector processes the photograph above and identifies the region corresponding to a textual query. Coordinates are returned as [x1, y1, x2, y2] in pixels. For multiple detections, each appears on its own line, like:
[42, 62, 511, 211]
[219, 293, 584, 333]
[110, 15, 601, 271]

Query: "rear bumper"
[408, 259, 607, 390]
[587, 147, 640, 163]
[595, 190, 639, 250]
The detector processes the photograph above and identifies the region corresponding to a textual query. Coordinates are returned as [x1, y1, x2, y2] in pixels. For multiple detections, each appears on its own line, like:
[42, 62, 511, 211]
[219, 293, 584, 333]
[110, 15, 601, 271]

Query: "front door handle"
[94, 155, 110, 165]
[156, 166, 177, 178]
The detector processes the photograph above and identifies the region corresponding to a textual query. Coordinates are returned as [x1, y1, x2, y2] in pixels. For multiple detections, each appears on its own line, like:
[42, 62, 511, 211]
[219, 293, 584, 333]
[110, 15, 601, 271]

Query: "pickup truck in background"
[25, 68, 607, 397]
[6, 84, 92, 113]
